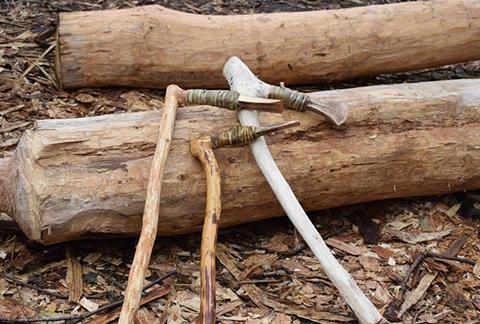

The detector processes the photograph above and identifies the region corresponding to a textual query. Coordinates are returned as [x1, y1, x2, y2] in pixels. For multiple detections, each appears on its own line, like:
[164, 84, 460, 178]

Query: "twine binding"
[186, 89, 240, 110]
[210, 125, 257, 149]
[268, 85, 309, 111]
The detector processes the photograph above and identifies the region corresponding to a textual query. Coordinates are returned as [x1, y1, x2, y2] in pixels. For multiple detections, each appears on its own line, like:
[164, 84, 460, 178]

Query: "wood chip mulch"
[0, 0, 479, 323]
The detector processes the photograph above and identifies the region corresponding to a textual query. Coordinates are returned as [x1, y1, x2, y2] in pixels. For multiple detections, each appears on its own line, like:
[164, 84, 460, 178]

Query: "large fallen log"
[55, 0, 480, 89]
[3, 79, 480, 245]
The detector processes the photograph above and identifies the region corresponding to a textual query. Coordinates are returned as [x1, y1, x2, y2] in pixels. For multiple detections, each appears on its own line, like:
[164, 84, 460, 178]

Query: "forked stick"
[191, 122, 299, 324]
[223, 57, 383, 324]
[119, 86, 283, 323]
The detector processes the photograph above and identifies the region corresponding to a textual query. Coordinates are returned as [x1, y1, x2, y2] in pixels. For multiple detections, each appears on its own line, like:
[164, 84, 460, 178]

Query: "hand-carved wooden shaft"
[191, 123, 299, 323]
[191, 138, 221, 324]
[119, 85, 181, 324]
[225, 56, 382, 323]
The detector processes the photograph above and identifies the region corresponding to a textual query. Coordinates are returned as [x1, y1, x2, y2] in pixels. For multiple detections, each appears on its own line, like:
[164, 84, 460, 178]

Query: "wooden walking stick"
[119, 84, 182, 324]
[224, 56, 383, 324]
[191, 121, 300, 324]
[119, 87, 283, 323]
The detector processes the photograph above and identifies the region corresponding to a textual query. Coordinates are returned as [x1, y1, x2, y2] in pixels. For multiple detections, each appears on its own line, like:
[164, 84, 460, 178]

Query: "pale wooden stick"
[118, 85, 181, 324]
[223, 56, 383, 324]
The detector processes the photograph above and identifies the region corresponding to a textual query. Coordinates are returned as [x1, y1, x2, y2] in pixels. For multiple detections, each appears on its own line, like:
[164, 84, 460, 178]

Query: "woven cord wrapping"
[210, 125, 257, 149]
[186, 89, 240, 110]
[269, 85, 309, 111]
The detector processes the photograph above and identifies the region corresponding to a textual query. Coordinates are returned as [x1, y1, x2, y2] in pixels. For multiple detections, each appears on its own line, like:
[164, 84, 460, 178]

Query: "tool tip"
[307, 100, 348, 126]
[255, 120, 300, 137]
[238, 95, 284, 113]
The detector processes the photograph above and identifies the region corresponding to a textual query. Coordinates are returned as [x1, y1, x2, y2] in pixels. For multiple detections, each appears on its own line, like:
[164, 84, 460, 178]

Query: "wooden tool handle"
[190, 138, 222, 324]
[119, 85, 181, 323]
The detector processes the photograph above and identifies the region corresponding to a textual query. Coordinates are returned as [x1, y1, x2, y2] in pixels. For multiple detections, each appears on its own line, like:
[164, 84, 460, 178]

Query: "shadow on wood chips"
[0, 0, 479, 323]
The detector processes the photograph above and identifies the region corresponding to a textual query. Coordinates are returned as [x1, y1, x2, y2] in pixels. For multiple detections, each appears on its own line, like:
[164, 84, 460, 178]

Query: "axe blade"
[306, 100, 348, 126]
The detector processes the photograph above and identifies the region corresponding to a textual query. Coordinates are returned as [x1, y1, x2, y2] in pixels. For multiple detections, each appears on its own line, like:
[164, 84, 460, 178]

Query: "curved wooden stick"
[223, 57, 383, 324]
[190, 137, 221, 324]
[191, 122, 299, 323]
[118, 85, 181, 324]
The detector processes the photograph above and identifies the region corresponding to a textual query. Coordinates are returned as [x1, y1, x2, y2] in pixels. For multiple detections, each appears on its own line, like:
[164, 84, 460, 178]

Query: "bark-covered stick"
[191, 122, 299, 323]
[224, 56, 383, 324]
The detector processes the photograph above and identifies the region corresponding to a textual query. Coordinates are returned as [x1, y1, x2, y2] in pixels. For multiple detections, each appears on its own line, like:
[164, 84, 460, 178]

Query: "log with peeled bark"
[55, 0, 480, 89]
[3, 79, 480, 245]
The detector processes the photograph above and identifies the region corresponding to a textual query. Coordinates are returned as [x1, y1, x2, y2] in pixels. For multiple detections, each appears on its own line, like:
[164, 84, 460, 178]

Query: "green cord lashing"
[210, 125, 257, 149]
[186, 89, 240, 111]
[268, 85, 309, 111]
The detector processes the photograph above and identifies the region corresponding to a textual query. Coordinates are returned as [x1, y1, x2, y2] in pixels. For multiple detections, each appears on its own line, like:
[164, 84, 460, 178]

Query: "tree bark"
[55, 0, 480, 89]
[4, 79, 480, 244]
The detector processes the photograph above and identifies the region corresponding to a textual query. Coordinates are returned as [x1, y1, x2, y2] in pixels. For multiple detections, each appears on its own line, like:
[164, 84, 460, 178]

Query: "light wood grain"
[55, 0, 480, 89]
[118, 85, 180, 323]
[3, 79, 480, 244]
[191, 137, 222, 324]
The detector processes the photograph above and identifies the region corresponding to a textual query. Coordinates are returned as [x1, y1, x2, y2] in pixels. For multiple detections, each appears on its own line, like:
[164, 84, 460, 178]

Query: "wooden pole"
[191, 123, 299, 323]
[55, 0, 480, 89]
[191, 136, 221, 324]
[118, 85, 181, 323]
[4, 79, 480, 245]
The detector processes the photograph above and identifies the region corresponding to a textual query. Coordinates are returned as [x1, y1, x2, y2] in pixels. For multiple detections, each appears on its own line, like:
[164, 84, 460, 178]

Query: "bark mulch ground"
[0, 1, 479, 323]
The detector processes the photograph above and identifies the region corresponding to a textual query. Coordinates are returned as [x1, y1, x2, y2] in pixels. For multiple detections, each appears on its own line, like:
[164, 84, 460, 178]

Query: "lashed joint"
[268, 85, 309, 111]
[186, 89, 240, 111]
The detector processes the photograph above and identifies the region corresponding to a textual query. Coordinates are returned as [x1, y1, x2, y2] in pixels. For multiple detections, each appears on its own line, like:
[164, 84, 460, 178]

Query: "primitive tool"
[119, 86, 284, 323]
[191, 121, 300, 324]
[180, 87, 345, 124]
[224, 56, 383, 324]
[268, 84, 348, 126]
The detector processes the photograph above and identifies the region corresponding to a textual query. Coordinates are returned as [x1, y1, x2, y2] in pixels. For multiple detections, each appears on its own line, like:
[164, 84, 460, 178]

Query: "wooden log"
[4, 79, 480, 245]
[55, 0, 480, 89]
